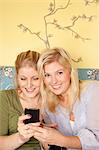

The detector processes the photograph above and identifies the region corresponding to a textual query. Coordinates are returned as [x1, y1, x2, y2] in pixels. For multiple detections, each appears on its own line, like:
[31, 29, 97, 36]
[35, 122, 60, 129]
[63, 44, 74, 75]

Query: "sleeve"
[43, 109, 52, 124]
[77, 83, 99, 149]
[0, 90, 9, 135]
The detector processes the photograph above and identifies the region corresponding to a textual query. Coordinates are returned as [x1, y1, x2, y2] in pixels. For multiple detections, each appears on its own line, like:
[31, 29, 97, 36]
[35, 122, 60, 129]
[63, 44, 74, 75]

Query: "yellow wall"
[0, 0, 99, 68]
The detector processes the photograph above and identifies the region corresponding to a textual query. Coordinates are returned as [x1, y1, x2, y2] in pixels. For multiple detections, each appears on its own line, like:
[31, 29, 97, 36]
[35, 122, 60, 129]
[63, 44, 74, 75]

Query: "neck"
[18, 91, 41, 109]
[58, 94, 68, 107]
[25, 94, 40, 102]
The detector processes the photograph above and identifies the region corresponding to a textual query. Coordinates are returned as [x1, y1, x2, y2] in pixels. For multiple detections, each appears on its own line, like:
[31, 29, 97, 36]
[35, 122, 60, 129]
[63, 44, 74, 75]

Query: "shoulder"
[0, 89, 17, 102]
[80, 80, 99, 94]
[80, 81, 99, 104]
[0, 89, 16, 96]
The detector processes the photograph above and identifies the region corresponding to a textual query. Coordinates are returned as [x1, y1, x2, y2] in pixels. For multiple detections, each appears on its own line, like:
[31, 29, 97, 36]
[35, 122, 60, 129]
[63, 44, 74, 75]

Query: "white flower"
[4, 71, 9, 76]
[87, 70, 92, 75]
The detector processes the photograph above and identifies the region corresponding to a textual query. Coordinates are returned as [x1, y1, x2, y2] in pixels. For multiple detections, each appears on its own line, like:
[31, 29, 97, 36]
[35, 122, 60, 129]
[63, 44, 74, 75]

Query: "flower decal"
[4, 67, 13, 78]
[87, 69, 99, 80]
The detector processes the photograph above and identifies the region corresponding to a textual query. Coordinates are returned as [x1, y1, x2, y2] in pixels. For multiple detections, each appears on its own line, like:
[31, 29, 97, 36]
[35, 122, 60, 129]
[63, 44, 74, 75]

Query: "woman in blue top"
[32, 47, 99, 150]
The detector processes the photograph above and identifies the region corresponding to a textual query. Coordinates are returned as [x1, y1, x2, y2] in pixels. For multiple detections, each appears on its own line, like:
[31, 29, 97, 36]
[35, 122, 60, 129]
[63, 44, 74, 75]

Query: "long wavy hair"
[37, 47, 79, 112]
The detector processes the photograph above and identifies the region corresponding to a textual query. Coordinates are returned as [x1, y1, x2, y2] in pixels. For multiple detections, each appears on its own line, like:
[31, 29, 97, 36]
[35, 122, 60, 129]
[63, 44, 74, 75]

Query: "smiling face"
[44, 61, 71, 96]
[17, 65, 40, 99]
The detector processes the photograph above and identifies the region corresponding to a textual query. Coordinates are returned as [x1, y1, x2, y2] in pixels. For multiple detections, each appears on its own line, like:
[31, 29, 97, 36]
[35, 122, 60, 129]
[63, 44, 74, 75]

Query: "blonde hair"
[15, 50, 40, 88]
[37, 48, 79, 112]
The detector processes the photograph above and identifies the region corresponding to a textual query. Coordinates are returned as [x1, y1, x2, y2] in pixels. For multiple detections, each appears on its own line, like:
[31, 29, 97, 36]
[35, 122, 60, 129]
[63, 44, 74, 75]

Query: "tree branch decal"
[84, 0, 97, 5]
[47, 14, 95, 42]
[17, 0, 96, 57]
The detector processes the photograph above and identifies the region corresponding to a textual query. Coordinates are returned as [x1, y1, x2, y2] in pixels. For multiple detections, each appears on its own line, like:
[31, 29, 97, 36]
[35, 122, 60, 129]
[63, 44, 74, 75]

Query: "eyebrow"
[19, 74, 39, 77]
[44, 68, 64, 74]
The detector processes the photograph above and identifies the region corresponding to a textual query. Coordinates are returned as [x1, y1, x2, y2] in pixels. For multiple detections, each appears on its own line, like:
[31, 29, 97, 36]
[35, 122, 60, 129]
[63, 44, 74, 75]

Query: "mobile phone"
[24, 108, 40, 124]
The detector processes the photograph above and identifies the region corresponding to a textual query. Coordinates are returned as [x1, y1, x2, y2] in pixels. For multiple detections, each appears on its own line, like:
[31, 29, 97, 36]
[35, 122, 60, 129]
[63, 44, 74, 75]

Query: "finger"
[30, 122, 41, 127]
[34, 133, 46, 143]
[19, 114, 31, 122]
[18, 124, 31, 135]
[18, 127, 34, 139]
[43, 123, 58, 128]
[48, 123, 58, 128]
[18, 114, 31, 124]
[32, 126, 46, 133]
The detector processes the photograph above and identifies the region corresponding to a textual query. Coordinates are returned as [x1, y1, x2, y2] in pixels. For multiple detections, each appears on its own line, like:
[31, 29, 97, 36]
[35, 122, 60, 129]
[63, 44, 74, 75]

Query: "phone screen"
[24, 108, 40, 124]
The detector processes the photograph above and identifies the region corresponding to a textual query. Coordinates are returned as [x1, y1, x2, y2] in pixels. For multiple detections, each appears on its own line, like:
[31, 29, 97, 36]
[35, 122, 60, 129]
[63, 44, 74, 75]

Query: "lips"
[25, 88, 35, 92]
[51, 84, 61, 90]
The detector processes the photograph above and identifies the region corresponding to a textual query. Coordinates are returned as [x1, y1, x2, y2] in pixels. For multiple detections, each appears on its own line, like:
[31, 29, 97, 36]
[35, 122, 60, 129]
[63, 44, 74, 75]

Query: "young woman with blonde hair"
[0, 50, 42, 150]
[32, 48, 99, 150]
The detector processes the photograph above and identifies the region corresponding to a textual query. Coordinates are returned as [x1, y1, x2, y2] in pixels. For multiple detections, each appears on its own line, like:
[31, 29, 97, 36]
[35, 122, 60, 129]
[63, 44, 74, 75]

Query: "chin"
[25, 93, 35, 98]
[52, 91, 62, 95]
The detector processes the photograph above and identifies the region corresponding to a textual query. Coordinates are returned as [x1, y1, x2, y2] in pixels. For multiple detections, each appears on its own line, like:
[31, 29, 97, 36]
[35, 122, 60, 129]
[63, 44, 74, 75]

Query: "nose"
[27, 79, 33, 88]
[51, 75, 58, 84]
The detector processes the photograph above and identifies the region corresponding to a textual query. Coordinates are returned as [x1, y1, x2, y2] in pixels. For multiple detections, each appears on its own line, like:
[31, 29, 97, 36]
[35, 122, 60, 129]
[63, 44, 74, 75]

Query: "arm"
[0, 91, 31, 149]
[0, 113, 36, 149]
[0, 133, 28, 150]
[77, 83, 99, 149]
[33, 126, 82, 149]
[38, 107, 81, 148]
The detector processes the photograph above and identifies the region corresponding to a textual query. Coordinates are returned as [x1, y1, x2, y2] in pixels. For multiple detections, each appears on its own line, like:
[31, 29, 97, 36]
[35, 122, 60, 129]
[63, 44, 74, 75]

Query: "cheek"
[17, 79, 22, 87]
[36, 80, 41, 86]
[44, 78, 49, 86]
[17, 79, 26, 89]
[18, 81, 25, 87]
[64, 71, 71, 82]
[66, 73, 71, 80]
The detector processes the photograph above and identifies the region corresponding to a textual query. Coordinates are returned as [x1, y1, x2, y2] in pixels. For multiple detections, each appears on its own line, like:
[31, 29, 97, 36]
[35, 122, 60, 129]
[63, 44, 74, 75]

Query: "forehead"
[18, 65, 38, 75]
[44, 61, 64, 73]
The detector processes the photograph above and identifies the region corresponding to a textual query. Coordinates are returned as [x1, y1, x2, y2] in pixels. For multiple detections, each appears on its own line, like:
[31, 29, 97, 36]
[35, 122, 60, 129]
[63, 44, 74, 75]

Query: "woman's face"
[17, 65, 40, 99]
[44, 61, 71, 96]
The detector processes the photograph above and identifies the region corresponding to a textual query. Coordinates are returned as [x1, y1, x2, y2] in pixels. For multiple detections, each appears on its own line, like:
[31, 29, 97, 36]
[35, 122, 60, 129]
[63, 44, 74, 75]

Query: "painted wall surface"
[0, 0, 99, 68]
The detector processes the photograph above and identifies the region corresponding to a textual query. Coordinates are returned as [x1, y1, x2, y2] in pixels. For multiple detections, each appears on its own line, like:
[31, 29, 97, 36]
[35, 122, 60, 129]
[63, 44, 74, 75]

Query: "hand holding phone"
[24, 108, 40, 124]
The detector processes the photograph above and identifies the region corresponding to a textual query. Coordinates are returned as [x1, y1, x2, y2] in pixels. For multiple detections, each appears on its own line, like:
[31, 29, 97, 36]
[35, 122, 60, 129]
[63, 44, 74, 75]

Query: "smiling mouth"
[51, 85, 61, 89]
[25, 88, 35, 92]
